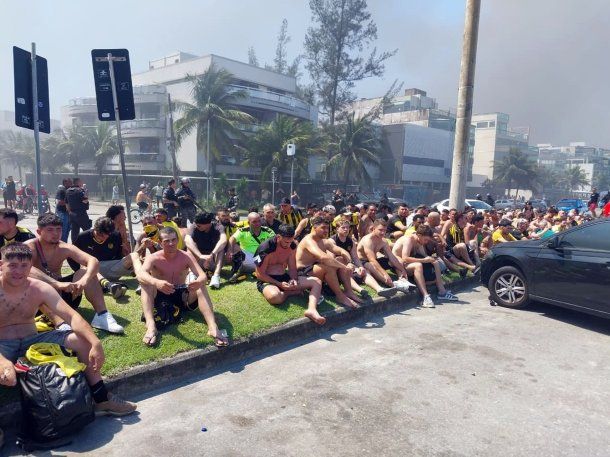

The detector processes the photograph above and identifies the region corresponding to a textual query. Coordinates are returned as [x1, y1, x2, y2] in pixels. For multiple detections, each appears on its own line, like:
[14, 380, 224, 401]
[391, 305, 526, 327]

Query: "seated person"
[184, 211, 227, 289]
[492, 219, 518, 244]
[330, 218, 398, 299]
[261, 203, 282, 233]
[25, 214, 123, 334]
[356, 219, 414, 293]
[106, 205, 131, 257]
[464, 214, 489, 261]
[172, 216, 189, 239]
[440, 212, 477, 273]
[296, 217, 362, 309]
[358, 204, 377, 239]
[392, 225, 459, 308]
[254, 224, 325, 325]
[132, 227, 227, 347]
[0, 243, 136, 416]
[69, 217, 133, 299]
[227, 212, 275, 283]
[0, 208, 35, 247]
[153, 208, 185, 249]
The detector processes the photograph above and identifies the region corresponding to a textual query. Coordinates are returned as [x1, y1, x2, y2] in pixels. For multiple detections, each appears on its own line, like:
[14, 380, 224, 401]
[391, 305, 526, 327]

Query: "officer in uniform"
[162, 178, 180, 218]
[176, 177, 198, 224]
[65, 177, 91, 242]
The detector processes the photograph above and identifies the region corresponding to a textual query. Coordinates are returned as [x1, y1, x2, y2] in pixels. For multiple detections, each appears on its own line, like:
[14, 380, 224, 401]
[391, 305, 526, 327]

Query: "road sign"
[91, 49, 135, 121]
[13, 46, 50, 133]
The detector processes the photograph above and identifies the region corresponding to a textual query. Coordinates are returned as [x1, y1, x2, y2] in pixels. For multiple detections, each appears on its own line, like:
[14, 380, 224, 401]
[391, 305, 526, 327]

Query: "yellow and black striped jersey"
[279, 209, 303, 228]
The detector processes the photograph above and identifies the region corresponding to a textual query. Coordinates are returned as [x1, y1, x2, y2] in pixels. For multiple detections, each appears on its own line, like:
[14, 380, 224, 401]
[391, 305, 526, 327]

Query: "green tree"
[304, 0, 396, 125]
[562, 165, 589, 196]
[83, 123, 119, 198]
[59, 125, 89, 176]
[0, 131, 35, 180]
[326, 111, 382, 186]
[40, 133, 69, 179]
[174, 65, 254, 194]
[493, 147, 538, 198]
[242, 115, 323, 188]
[534, 165, 560, 195]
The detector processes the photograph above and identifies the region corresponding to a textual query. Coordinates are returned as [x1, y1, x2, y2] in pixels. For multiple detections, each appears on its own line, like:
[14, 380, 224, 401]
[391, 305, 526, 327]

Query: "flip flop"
[211, 330, 229, 347]
[142, 330, 158, 347]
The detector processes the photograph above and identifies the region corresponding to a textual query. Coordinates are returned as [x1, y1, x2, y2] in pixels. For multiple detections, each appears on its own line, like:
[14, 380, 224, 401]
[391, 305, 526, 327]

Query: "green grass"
[0, 268, 465, 404]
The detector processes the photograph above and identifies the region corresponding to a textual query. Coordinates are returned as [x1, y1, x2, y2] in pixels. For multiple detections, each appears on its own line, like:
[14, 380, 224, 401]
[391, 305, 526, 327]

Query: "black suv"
[481, 219, 610, 318]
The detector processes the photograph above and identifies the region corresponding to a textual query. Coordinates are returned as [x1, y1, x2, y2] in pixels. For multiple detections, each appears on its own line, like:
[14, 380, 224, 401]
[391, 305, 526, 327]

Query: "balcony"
[120, 118, 165, 139]
[227, 84, 315, 122]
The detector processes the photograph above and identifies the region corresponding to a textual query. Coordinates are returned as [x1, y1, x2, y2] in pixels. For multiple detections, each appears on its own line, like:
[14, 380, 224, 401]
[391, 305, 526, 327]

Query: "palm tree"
[83, 123, 119, 198]
[0, 131, 35, 180]
[534, 165, 560, 195]
[41, 133, 69, 179]
[242, 115, 323, 188]
[173, 65, 255, 195]
[493, 147, 537, 198]
[326, 112, 382, 186]
[562, 165, 589, 196]
[59, 125, 89, 176]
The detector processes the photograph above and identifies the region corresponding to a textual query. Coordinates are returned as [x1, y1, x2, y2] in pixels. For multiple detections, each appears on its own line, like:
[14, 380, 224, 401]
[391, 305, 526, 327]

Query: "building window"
[140, 138, 159, 154]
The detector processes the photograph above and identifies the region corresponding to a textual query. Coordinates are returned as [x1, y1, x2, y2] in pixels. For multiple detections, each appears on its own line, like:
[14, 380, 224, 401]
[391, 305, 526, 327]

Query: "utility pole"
[167, 93, 179, 180]
[449, 0, 481, 210]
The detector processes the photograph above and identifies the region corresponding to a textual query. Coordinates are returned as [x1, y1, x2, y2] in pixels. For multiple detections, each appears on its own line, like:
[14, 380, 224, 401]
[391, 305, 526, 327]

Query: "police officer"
[66, 177, 91, 242]
[162, 178, 179, 218]
[176, 177, 197, 224]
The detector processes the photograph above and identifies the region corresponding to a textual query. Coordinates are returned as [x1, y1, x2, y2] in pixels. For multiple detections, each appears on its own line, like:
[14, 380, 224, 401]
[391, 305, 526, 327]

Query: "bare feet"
[304, 309, 326, 325]
[142, 328, 158, 347]
[340, 297, 359, 309]
[346, 292, 363, 304]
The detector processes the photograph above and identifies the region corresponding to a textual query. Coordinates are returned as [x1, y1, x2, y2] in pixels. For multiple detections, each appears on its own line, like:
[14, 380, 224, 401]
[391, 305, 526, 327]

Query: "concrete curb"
[0, 276, 480, 428]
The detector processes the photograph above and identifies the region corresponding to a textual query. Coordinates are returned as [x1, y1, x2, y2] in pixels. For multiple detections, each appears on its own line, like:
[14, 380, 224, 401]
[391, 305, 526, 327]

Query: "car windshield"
[468, 200, 490, 209]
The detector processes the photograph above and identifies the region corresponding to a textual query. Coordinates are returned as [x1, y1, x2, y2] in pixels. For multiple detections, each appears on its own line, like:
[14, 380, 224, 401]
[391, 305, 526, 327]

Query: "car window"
[558, 223, 610, 252]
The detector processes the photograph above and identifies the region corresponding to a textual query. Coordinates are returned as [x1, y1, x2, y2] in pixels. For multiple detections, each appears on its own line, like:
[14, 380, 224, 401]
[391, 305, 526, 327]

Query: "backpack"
[15, 346, 94, 451]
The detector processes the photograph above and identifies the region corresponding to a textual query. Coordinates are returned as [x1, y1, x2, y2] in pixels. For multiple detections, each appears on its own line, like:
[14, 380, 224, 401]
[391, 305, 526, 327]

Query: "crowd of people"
[0, 174, 608, 448]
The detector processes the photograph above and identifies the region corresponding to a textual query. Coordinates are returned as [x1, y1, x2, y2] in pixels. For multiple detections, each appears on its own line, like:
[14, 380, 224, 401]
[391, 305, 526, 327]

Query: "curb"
[0, 276, 480, 428]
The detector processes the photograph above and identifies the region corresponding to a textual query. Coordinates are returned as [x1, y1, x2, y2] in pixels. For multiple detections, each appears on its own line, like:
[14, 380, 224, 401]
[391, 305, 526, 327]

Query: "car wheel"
[488, 265, 529, 308]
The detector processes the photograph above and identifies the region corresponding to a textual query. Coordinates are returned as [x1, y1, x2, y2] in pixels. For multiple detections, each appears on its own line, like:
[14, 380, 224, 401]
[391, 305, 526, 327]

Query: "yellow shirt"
[492, 229, 517, 245]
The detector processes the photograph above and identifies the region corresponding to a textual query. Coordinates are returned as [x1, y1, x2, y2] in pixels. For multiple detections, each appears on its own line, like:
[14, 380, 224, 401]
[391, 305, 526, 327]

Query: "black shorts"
[297, 264, 315, 277]
[59, 274, 83, 309]
[409, 255, 437, 282]
[137, 201, 149, 211]
[256, 273, 291, 293]
[377, 256, 391, 270]
[155, 285, 198, 312]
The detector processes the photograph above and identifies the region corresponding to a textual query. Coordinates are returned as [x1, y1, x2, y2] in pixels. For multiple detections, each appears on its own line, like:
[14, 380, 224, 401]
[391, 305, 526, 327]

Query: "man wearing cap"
[254, 224, 325, 325]
[492, 219, 518, 245]
[185, 212, 227, 289]
[176, 177, 198, 224]
[162, 178, 180, 219]
[278, 197, 303, 230]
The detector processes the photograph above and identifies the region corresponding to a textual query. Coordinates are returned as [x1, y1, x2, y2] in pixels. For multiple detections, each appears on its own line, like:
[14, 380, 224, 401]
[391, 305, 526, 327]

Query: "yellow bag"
[25, 343, 86, 378]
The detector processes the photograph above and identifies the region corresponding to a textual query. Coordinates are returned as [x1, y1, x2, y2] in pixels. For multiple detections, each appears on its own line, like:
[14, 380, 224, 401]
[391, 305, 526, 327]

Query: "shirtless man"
[135, 184, 152, 211]
[254, 224, 325, 325]
[296, 216, 362, 309]
[392, 224, 458, 308]
[358, 204, 377, 239]
[25, 214, 124, 334]
[134, 227, 227, 347]
[356, 220, 414, 293]
[0, 243, 136, 418]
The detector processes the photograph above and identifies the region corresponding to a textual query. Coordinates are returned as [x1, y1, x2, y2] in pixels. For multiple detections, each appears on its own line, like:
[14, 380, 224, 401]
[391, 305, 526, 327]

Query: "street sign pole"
[271, 167, 277, 206]
[31, 43, 43, 212]
[107, 52, 134, 251]
[287, 143, 295, 202]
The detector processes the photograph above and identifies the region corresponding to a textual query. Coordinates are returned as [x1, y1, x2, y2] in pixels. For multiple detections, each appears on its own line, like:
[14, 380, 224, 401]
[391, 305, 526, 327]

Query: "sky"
[1, 0, 609, 147]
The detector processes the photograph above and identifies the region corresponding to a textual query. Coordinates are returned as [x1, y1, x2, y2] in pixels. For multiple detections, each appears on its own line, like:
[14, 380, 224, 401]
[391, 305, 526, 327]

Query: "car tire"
[488, 265, 529, 308]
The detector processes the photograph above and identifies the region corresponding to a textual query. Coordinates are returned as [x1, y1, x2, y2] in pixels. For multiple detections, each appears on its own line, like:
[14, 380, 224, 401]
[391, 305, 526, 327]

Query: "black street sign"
[91, 49, 135, 121]
[13, 46, 50, 133]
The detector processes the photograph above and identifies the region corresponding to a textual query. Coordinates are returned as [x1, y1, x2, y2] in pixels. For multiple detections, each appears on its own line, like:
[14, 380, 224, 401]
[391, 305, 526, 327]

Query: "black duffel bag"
[16, 356, 94, 451]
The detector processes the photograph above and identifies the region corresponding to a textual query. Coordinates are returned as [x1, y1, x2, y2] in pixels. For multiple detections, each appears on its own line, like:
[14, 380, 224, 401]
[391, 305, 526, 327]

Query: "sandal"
[211, 330, 229, 347]
[142, 330, 158, 347]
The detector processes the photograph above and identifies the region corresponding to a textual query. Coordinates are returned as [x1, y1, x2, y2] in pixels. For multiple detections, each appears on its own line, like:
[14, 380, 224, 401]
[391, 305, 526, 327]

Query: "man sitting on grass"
[0, 243, 136, 417]
[69, 217, 133, 299]
[184, 211, 227, 290]
[254, 224, 326, 325]
[296, 216, 362, 309]
[25, 214, 124, 334]
[227, 212, 275, 283]
[133, 227, 227, 347]
[356, 219, 414, 294]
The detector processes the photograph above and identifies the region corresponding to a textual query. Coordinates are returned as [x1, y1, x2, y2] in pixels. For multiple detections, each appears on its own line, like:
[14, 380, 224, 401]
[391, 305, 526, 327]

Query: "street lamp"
[287, 143, 295, 201]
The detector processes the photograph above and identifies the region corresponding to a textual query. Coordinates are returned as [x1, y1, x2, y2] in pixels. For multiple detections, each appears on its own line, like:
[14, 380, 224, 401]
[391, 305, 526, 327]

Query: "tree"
[272, 19, 300, 77]
[304, 0, 396, 125]
[534, 165, 560, 195]
[173, 65, 255, 194]
[40, 133, 68, 179]
[0, 131, 35, 180]
[59, 125, 89, 176]
[242, 115, 324, 187]
[492, 147, 538, 198]
[247, 47, 259, 67]
[562, 165, 589, 196]
[83, 123, 119, 198]
[326, 111, 382, 186]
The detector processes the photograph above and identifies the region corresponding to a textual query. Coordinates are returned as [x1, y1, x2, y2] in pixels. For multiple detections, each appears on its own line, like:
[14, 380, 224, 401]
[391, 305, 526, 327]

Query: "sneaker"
[377, 287, 398, 298]
[393, 279, 415, 293]
[95, 393, 137, 417]
[209, 274, 221, 289]
[109, 282, 126, 299]
[57, 322, 72, 332]
[422, 294, 436, 308]
[91, 312, 124, 334]
[359, 289, 372, 300]
[438, 291, 459, 301]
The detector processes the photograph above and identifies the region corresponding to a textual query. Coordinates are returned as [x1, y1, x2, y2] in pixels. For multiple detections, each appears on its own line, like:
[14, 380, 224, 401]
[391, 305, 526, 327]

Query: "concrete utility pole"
[449, 0, 481, 210]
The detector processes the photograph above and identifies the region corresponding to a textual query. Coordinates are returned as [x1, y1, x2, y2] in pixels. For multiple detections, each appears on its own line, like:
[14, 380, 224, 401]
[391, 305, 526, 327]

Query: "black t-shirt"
[261, 218, 282, 233]
[68, 229, 122, 270]
[176, 186, 197, 209]
[0, 227, 35, 248]
[387, 215, 406, 233]
[163, 186, 178, 209]
[589, 192, 600, 204]
[66, 186, 88, 213]
[191, 224, 222, 255]
[55, 188, 67, 212]
[331, 233, 353, 253]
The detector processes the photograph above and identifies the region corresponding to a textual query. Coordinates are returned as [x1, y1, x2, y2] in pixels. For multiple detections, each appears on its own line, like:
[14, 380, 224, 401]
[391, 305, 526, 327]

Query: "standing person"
[152, 181, 164, 208]
[176, 177, 198, 224]
[162, 178, 179, 218]
[4, 176, 16, 209]
[290, 190, 300, 208]
[66, 177, 91, 242]
[55, 178, 72, 242]
[227, 188, 239, 212]
[111, 182, 119, 205]
[588, 187, 600, 216]
[486, 193, 495, 207]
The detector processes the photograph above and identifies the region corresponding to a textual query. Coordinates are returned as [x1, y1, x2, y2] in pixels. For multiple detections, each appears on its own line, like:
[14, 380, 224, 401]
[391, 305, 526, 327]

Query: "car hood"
[491, 238, 546, 250]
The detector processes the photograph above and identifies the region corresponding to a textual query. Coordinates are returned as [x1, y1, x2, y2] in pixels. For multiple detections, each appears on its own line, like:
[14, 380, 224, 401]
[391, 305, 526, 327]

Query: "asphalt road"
[4, 286, 609, 456]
